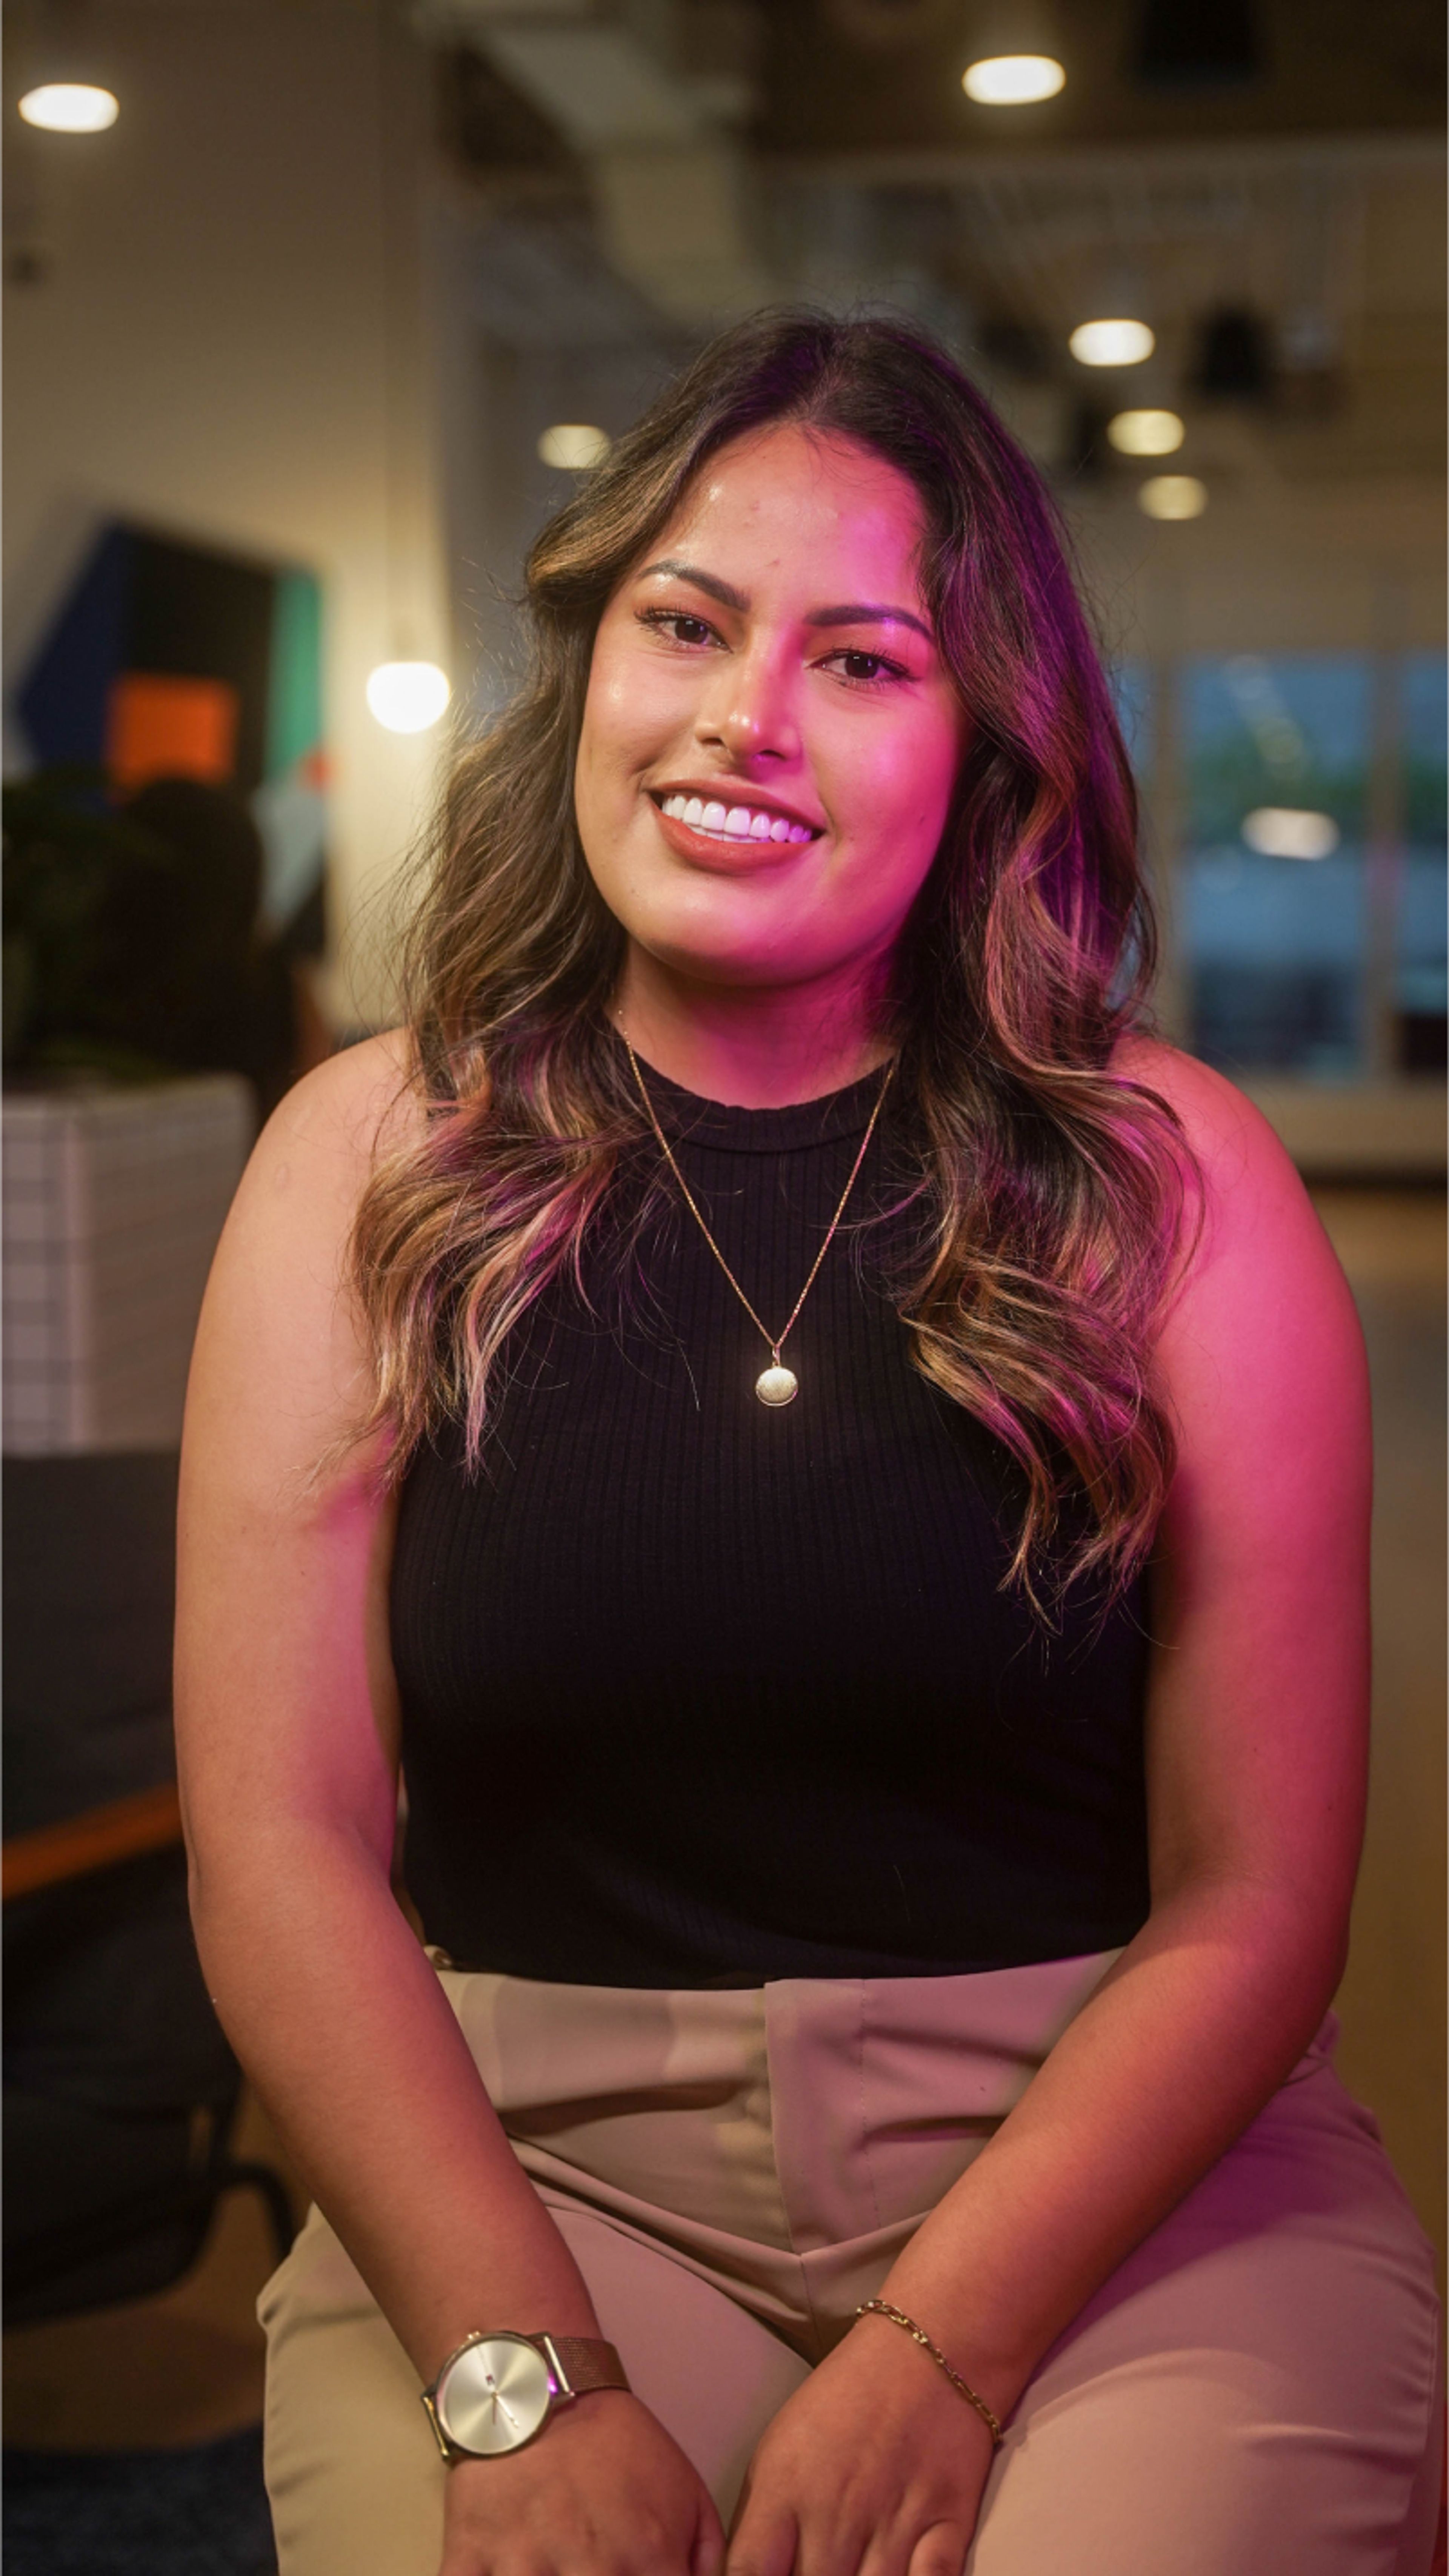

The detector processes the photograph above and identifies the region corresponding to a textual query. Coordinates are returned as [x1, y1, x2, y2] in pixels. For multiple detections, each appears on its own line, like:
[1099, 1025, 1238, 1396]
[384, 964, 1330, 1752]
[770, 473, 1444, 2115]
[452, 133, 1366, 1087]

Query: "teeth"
[657, 794, 815, 846]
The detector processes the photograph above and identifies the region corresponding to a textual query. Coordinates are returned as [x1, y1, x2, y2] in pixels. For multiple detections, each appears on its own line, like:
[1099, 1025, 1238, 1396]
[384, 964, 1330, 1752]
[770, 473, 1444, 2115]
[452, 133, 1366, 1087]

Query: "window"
[1398, 652, 1447, 1073]
[1181, 655, 1371, 1078]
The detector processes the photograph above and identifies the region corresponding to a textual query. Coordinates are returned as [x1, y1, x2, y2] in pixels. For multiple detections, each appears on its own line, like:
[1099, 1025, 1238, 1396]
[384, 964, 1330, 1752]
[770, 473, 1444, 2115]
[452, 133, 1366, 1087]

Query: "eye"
[823, 648, 911, 687]
[638, 608, 718, 649]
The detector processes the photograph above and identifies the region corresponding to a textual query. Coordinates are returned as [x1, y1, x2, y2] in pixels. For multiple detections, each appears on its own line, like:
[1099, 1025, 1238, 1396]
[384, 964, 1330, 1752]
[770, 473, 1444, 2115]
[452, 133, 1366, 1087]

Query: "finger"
[725, 2503, 799, 2576]
[904, 2523, 971, 2576]
[692, 2494, 728, 2576]
[852, 2514, 971, 2576]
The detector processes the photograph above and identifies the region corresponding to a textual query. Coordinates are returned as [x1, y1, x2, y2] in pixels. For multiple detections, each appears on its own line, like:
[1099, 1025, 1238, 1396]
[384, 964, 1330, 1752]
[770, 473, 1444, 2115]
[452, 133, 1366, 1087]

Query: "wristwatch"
[420, 2330, 631, 2462]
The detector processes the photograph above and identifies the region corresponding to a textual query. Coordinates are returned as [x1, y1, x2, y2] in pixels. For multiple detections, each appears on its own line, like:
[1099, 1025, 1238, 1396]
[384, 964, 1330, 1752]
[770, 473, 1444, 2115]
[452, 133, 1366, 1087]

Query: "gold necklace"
[622, 1036, 895, 1409]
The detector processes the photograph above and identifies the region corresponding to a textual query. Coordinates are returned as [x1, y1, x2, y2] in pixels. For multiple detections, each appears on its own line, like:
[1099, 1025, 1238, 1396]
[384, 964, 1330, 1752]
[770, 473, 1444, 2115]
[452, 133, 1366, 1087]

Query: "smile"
[653, 793, 817, 846]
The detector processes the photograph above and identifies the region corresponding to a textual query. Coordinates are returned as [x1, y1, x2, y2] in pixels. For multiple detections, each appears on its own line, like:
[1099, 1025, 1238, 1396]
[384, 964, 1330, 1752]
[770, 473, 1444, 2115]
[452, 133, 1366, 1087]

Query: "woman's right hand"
[438, 2390, 724, 2576]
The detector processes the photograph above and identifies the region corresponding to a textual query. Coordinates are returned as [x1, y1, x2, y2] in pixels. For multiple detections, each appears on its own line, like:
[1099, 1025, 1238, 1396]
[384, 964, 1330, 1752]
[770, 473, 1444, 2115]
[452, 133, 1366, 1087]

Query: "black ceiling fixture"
[1063, 402, 1113, 481]
[975, 316, 1055, 382]
[440, 45, 578, 178]
[1131, 0, 1266, 89]
[1192, 306, 1274, 403]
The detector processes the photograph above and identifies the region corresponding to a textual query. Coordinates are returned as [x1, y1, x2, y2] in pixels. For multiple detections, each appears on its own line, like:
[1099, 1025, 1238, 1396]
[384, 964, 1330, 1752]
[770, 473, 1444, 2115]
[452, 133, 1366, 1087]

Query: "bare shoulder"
[1111, 1030, 1330, 1285]
[1109, 1031, 1366, 1431]
[1112, 1029, 1291, 1192]
[257, 1027, 422, 1180]
[218, 1030, 421, 1246]
[185, 1032, 429, 1472]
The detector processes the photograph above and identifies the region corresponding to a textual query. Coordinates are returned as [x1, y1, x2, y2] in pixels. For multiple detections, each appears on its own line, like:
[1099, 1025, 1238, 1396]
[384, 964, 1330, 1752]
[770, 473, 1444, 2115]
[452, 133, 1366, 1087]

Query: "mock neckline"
[617, 1034, 894, 1156]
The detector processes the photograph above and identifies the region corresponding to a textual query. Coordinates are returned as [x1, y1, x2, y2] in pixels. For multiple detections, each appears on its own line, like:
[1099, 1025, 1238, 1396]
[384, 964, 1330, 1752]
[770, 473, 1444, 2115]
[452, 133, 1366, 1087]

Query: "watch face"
[437, 2335, 553, 2456]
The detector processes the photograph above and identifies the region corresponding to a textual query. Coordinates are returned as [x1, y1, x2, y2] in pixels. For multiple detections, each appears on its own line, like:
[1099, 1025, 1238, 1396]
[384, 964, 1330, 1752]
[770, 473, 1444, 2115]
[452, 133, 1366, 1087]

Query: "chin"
[635, 929, 804, 990]
[620, 879, 803, 984]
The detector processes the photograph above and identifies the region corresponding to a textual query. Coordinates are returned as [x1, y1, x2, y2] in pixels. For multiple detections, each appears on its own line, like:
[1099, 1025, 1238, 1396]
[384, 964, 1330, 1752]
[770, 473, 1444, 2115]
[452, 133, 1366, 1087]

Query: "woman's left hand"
[725, 2315, 998, 2576]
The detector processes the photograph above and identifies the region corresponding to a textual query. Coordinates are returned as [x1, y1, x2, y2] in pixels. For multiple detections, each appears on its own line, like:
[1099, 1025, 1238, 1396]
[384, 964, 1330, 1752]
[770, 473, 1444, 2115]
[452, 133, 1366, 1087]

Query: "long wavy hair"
[351, 308, 1200, 1614]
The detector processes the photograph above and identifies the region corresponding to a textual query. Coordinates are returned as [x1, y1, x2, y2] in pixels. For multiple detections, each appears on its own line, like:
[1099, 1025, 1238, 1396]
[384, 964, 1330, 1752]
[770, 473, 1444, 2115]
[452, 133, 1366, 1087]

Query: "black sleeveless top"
[391, 1051, 1154, 1987]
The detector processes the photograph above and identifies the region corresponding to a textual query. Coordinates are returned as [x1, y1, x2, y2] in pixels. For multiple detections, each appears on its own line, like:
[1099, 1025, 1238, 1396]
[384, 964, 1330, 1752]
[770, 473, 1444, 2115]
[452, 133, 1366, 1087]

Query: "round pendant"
[755, 1364, 798, 1407]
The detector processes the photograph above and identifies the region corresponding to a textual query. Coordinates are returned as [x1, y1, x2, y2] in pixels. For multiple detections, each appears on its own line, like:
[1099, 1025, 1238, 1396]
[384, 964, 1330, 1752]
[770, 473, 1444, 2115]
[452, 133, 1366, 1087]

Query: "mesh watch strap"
[543, 2332, 630, 2396]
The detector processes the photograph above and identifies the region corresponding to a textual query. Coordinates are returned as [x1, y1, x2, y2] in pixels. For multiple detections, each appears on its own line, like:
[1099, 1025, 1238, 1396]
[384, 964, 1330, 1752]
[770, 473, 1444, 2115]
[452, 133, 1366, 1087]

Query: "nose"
[695, 642, 798, 766]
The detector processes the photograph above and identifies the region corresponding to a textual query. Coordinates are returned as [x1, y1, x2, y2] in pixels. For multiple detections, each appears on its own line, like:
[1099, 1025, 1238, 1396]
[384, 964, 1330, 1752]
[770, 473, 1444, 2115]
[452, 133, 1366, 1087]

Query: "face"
[574, 424, 969, 1013]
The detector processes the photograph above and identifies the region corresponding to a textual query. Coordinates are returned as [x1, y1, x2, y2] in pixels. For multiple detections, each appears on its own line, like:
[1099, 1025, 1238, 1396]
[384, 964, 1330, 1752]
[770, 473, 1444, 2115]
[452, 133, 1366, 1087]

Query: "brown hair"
[350, 308, 1199, 1614]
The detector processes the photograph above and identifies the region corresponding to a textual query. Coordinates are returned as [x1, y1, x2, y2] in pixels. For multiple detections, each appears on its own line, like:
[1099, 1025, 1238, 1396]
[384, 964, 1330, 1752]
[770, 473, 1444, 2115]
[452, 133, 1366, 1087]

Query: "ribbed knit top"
[390, 1046, 1154, 1987]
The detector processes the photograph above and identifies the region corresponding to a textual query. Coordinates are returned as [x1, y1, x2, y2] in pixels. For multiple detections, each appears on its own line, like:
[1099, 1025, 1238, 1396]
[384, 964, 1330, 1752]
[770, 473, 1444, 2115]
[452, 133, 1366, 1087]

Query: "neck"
[614, 949, 893, 1109]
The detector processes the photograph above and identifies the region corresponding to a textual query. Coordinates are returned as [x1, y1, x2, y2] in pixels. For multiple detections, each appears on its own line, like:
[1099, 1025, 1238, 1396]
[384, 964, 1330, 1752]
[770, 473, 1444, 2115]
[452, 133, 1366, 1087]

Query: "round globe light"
[1107, 408, 1184, 457]
[366, 661, 451, 734]
[537, 423, 611, 471]
[1242, 807, 1340, 860]
[1069, 318, 1156, 367]
[962, 54, 1065, 103]
[1137, 474, 1208, 521]
[19, 82, 118, 132]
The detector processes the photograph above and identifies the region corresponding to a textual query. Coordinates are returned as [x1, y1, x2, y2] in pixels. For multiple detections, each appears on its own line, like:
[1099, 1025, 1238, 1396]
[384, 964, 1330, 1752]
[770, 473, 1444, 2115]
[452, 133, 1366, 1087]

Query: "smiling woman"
[349, 315, 1183, 1603]
[175, 311, 1443, 2576]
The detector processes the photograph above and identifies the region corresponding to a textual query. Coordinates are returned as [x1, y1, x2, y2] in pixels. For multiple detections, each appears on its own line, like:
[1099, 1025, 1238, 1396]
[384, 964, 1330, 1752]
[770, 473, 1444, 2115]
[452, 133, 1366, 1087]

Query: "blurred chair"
[3, 1451, 294, 2327]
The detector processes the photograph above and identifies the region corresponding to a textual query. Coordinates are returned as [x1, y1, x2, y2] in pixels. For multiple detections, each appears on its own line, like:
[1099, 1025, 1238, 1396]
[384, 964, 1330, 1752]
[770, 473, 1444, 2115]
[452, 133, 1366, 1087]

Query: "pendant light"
[366, 659, 451, 734]
[538, 424, 611, 471]
[19, 81, 117, 130]
[963, 54, 1063, 101]
[961, 3, 1065, 105]
[1107, 407, 1184, 456]
[1137, 474, 1208, 521]
[1070, 255, 1155, 369]
[1070, 317, 1155, 367]
[17, 2, 118, 131]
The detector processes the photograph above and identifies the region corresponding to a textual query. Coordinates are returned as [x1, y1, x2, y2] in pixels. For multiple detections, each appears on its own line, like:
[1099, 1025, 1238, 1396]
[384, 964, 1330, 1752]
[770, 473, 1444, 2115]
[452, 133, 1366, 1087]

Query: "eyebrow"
[636, 559, 934, 645]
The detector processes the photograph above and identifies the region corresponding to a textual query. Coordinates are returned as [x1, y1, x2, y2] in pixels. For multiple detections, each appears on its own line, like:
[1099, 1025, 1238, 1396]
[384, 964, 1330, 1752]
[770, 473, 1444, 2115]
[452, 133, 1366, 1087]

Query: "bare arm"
[876, 1039, 1371, 2404]
[175, 1035, 602, 2377]
[179, 1037, 726, 2573]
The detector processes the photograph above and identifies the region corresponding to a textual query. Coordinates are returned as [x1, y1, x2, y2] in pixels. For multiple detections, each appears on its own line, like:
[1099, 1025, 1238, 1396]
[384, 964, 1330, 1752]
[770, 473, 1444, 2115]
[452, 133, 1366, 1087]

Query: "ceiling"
[425, 0, 1444, 496]
[756, 0, 1445, 160]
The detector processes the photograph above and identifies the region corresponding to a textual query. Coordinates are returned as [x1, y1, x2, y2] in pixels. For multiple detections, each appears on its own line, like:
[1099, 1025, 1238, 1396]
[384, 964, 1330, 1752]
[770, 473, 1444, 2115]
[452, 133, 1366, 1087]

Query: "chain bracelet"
[853, 2298, 1004, 2447]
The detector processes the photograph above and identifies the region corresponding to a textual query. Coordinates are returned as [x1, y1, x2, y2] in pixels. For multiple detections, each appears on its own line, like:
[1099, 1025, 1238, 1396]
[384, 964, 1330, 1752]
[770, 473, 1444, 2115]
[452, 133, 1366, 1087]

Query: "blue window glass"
[1108, 658, 1151, 771]
[1397, 652, 1447, 1072]
[1104, 659, 1154, 1009]
[1181, 654, 1371, 1077]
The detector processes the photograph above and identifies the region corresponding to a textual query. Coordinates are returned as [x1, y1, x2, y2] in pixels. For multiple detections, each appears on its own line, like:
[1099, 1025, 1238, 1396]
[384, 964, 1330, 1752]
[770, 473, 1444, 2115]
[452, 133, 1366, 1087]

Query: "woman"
[175, 312, 1443, 2576]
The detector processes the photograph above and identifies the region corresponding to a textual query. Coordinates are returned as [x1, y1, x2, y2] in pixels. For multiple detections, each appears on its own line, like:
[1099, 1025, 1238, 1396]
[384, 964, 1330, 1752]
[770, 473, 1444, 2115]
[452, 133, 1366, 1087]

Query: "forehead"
[648, 424, 929, 605]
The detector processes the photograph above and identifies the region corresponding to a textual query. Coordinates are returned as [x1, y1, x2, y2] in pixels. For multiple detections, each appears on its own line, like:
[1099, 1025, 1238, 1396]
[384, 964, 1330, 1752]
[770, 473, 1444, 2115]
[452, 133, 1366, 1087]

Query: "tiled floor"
[4, 1189, 1443, 2450]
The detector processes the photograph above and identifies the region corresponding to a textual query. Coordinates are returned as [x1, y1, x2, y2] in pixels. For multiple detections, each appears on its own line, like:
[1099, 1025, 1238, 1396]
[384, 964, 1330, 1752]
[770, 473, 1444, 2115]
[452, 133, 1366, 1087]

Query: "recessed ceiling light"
[366, 662, 451, 735]
[1138, 473, 1208, 520]
[1107, 407, 1184, 456]
[1241, 807, 1340, 860]
[19, 82, 118, 132]
[538, 424, 611, 471]
[1069, 319, 1156, 367]
[962, 54, 1065, 103]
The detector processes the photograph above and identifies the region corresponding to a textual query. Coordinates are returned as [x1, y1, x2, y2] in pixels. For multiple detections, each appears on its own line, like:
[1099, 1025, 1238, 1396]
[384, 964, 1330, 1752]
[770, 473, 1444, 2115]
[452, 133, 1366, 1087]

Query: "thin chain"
[854, 2300, 1004, 2447]
[622, 1038, 894, 1366]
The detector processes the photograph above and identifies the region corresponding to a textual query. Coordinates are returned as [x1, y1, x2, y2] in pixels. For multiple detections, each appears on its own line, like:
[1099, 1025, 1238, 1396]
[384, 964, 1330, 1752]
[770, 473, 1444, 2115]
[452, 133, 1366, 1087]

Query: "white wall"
[3, 0, 451, 1030]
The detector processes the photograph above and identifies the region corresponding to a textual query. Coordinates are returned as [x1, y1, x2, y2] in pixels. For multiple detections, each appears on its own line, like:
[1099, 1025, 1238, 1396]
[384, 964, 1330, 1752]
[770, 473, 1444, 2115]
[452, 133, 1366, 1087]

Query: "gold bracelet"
[854, 2298, 1004, 2447]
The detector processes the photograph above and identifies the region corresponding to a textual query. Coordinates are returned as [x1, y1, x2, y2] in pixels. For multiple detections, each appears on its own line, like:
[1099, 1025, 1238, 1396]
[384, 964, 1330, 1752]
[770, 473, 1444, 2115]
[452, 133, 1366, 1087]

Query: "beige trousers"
[259, 1949, 1444, 2576]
